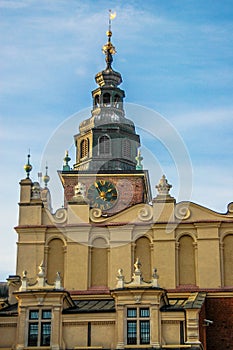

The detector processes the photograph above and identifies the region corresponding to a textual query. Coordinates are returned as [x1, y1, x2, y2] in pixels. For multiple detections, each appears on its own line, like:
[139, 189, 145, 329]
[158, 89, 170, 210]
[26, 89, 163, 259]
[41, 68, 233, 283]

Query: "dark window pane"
[140, 308, 150, 317]
[127, 321, 137, 344]
[140, 320, 150, 344]
[127, 308, 137, 318]
[28, 323, 38, 346]
[103, 93, 111, 106]
[42, 310, 52, 319]
[99, 135, 110, 154]
[29, 310, 39, 320]
[41, 322, 51, 346]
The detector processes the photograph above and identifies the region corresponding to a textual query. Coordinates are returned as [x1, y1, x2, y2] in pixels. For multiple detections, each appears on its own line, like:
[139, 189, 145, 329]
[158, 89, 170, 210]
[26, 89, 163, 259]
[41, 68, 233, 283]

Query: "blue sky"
[1, 0, 233, 279]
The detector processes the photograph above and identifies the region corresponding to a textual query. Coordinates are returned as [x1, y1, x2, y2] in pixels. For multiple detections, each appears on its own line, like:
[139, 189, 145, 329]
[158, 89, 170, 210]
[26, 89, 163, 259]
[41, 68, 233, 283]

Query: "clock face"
[87, 180, 117, 210]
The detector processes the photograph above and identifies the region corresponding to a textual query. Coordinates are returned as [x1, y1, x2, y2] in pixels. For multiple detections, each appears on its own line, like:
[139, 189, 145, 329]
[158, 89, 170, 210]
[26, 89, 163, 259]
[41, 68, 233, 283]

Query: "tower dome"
[74, 23, 140, 172]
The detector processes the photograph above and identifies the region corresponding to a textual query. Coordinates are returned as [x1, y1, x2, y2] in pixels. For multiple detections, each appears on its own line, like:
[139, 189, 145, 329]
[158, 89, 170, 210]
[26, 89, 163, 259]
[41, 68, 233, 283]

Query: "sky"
[1, 0, 233, 280]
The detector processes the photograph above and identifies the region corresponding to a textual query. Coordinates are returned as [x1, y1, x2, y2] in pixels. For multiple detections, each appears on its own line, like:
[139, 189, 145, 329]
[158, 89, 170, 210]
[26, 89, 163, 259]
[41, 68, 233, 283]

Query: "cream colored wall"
[109, 244, 132, 289]
[63, 324, 88, 348]
[62, 314, 116, 349]
[16, 228, 46, 280]
[162, 322, 181, 345]
[91, 323, 115, 348]
[196, 224, 221, 288]
[153, 227, 176, 289]
[65, 242, 89, 290]
[16, 181, 233, 291]
[0, 318, 17, 348]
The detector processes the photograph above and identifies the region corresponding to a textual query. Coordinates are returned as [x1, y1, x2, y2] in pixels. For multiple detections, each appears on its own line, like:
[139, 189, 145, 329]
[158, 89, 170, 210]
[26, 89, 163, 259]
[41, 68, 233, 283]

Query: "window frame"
[27, 308, 52, 347]
[80, 138, 89, 159]
[126, 307, 150, 345]
[98, 135, 111, 156]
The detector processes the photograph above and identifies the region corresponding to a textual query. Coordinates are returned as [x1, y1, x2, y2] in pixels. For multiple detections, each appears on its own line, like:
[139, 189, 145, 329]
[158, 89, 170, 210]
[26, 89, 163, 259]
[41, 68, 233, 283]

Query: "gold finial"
[102, 9, 117, 69]
[24, 151, 32, 179]
[42, 164, 50, 188]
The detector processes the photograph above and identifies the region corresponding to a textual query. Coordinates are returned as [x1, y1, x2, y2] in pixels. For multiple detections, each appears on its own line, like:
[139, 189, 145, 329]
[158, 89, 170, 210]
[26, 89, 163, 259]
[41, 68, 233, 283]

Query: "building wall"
[15, 219, 233, 291]
[0, 317, 17, 348]
[206, 296, 233, 350]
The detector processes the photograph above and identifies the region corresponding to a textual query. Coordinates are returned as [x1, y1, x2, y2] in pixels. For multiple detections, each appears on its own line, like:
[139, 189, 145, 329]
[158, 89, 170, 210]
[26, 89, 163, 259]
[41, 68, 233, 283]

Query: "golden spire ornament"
[102, 9, 117, 69]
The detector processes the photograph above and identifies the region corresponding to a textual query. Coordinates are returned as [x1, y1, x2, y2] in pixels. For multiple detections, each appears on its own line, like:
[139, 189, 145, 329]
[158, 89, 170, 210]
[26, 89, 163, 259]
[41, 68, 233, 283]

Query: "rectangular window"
[28, 323, 38, 346]
[140, 320, 150, 344]
[140, 308, 150, 317]
[127, 308, 137, 318]
[127, 321, 137, 344]
[41, 323, 51, 346]
[42, 310, 52, 320]
[29, 310, 39, 320]
[126, 307, 150, 345]
[28, 309, 52, 347]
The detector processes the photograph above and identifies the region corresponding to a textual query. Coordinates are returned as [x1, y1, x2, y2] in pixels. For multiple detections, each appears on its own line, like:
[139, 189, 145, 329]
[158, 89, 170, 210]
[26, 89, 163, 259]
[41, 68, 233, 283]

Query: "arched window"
[47, 239, 64, 284]
[122, 139, 131, 159]
[114, 94, 121, 108]
[99, 135, 110, 155]
[80, 138, 89, 159]
[135, 237, 151, 282]
[223, 234, 233, 286]
[103, 93, 111, 106]
[91, 238, 108, 287]
[94, 95, 100, 107]
[178, 235, 196, 286]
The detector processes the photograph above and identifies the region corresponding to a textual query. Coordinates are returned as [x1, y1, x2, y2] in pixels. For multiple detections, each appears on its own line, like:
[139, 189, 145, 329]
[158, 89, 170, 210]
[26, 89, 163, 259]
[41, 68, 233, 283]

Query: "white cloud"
[170, 108, 233, 130]
[0, 0, 32, 9]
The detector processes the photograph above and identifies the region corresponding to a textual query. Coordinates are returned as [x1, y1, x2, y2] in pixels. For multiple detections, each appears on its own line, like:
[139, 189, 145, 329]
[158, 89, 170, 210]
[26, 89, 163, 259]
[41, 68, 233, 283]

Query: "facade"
[1, 25, 233, 350]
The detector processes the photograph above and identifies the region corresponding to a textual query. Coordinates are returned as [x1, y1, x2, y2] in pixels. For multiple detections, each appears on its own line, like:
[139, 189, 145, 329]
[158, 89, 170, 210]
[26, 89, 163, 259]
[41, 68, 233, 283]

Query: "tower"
[59, 26, 151, 214]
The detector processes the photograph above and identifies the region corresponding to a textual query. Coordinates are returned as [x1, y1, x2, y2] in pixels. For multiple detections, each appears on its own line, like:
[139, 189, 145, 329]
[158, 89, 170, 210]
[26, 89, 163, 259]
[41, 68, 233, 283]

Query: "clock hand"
[94, 182, 101, 193]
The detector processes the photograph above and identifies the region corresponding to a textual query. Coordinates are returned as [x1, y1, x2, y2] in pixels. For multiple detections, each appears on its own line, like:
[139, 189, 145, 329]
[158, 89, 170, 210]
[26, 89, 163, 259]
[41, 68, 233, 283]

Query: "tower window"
[126, 307, 150, 345]
[114, 94, 121, 108]
[28, 309, 52, 347]
[122, 139, 131, 159]
[99, 135, 111, 155]
[94, 95, 100, 107]
[80, 138, 89, 159]
[103, 93, 111, 106]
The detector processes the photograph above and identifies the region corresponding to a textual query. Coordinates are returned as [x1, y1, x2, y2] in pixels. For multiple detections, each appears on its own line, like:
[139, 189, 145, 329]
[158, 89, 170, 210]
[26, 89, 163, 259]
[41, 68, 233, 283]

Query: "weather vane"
[108, 9, 116, 32]
[102, 9, 117, 69]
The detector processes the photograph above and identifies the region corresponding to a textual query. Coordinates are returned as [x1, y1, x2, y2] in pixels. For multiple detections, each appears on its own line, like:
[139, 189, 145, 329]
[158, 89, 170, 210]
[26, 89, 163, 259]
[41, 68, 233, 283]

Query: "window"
[28, 309, 52, 347]
[127, 307, 150, 345]
[122, 139, 131, 159]
[80, 138, 89, 159]
[114, 94, 121, 108]
[94, 95, 100, 107]
[103, 93, 111, 106]
[99, 135, 110, 155]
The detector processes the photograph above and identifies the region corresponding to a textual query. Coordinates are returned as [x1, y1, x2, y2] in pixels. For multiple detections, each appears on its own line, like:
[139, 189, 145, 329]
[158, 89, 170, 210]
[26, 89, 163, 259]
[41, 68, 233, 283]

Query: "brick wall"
[199, 304, 207, 350]
[206, 297, 233, 350]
